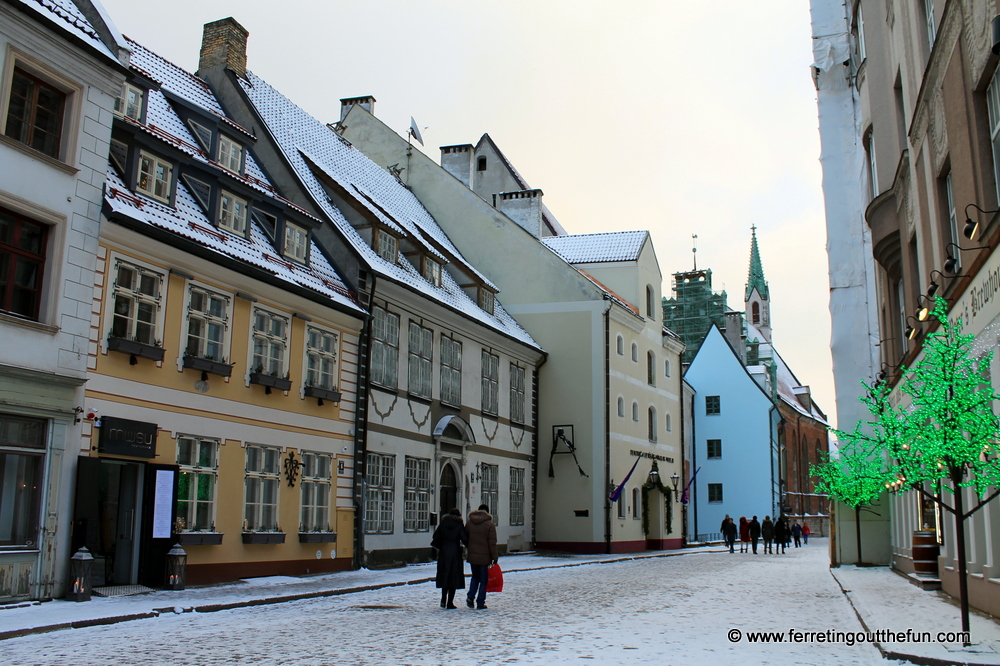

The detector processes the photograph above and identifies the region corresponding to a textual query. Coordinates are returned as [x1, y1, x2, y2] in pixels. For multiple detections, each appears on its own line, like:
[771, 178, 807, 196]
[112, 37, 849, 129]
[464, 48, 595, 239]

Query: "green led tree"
[887, 297, 1000, 639]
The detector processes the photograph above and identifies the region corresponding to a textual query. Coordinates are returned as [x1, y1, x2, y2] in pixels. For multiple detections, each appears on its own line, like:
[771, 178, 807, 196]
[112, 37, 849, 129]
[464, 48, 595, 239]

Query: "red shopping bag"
[486, 563, 504, 592]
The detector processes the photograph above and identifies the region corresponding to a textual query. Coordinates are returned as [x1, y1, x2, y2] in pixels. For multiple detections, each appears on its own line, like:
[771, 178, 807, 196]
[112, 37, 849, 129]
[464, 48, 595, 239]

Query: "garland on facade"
[641, 461, 673, 536]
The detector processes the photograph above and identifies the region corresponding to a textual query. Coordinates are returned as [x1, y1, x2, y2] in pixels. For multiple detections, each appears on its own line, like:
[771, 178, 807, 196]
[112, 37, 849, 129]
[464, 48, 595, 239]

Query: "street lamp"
[670, 472, 681, 502]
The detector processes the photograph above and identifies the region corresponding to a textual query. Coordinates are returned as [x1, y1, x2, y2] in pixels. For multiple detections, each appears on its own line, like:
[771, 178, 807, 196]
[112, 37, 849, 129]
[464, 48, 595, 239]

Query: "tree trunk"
[950, 475, 971, 644]
[855, 504, 863, 565]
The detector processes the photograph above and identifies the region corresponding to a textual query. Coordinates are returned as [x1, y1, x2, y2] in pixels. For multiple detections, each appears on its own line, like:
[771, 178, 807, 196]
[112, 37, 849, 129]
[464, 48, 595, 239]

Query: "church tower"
[744, 226, 771, 342]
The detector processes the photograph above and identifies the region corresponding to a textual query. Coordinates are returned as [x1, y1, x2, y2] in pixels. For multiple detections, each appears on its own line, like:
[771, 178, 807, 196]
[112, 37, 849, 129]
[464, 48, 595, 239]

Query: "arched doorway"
[439, 463, 458, 514]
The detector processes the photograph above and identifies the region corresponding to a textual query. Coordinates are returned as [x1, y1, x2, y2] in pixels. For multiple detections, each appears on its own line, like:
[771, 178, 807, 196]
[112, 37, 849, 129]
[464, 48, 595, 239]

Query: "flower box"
[298, 532, 338, 544]
[303, 386, 342, 404]
[183, 355, 233, 378]
[107, 336, 165, 362]
[249, 372, 292, 392]
[176, 532, 224, 546]
[242, 532, 286, 545]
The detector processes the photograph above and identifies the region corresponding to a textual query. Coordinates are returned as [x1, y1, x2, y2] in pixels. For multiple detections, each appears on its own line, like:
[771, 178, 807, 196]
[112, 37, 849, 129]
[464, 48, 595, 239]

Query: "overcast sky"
[100, 0, 839, 426]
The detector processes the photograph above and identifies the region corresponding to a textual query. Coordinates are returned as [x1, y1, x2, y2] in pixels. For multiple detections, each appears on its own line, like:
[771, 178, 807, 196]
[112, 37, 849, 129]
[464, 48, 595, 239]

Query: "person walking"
[749, 515, 761, 554]
[465, 504, 498, 610]
[761, 515, 774, 554]
[738, 517, 750, 553]
[431, 508, 468, 609]
[722, 516, 737, 553]
[774, 515, 789, 554]
[791, 520, 802, 548]
[802, 521, 811, 545]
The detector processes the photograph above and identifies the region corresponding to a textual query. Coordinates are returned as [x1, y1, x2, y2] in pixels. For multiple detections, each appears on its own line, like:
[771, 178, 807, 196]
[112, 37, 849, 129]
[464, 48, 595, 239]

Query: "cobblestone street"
[4, 541, 892, 665]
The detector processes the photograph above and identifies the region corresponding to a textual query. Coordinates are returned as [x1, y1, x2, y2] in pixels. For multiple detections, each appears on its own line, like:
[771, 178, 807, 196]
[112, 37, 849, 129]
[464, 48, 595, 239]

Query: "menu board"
[152, 469, 174, 539]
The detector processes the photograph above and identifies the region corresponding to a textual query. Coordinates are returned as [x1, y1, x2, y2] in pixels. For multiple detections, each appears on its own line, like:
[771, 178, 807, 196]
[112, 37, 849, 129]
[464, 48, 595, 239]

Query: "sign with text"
[152, 469, 174, 538]
[98, 416, 158, 458]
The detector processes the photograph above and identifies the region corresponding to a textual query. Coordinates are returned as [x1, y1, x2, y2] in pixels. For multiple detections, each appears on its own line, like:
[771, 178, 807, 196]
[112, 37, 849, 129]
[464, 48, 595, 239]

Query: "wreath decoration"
[641, 461, 673, 536]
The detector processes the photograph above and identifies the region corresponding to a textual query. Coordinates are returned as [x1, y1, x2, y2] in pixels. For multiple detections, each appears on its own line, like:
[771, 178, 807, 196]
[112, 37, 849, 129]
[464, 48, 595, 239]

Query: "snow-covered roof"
[746, 322, 827, 423]
[103, 40, 360, 315]
[238, 71, 540, 349]
[541, 231, 648, 264]
[16, 0, 119, 62]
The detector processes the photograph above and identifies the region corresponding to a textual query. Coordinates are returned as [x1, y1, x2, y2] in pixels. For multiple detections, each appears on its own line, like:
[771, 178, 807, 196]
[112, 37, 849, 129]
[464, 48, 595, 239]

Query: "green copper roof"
[744, 225, 769, 301]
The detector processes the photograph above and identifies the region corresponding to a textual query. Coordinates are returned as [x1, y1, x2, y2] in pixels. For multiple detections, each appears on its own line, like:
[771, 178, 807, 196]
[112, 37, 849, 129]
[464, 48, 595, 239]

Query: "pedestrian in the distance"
[723, 516, 737, 553]
[465, 503, 498, 610]
[749, 515, 761, 554]
[431, 508, 468, 609]
[761, 515, 774, 554]
[738, 517, 750, 553]
[802, 521, 811, 545]
[791, 520, 802, 548]
[774, 515, 789, 554]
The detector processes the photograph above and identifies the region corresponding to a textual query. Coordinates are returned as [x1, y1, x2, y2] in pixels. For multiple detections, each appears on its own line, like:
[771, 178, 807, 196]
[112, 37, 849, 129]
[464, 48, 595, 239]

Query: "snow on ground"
[3, 541, 897, 666]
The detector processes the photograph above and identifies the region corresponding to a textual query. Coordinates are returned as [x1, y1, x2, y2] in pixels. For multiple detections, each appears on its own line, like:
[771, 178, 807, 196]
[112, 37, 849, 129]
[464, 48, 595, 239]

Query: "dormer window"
[218, 190, 248, 235]
[478, 288, 494, 315]
[219, 135, 243, 174]
[284, 221, 309, 263]
[137, 151, 172, 202]
[375, 228, 397, 263]
[187, 119, 212, 153]
[114, 82, 144, 121]
[422, 257, 442, 287]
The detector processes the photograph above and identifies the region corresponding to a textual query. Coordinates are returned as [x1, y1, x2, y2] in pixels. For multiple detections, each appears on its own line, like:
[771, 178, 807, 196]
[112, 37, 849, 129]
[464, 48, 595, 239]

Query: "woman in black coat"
[431, 508, 468, 609]
[774, 515, 789, 554]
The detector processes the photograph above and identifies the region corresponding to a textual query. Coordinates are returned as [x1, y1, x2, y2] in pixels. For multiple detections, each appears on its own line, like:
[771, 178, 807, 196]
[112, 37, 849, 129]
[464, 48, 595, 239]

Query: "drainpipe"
[353, 274, 375, 570]
[530, 351, 547, 550]
[603, 297, 612, 554]
[690, 389, 697, 541]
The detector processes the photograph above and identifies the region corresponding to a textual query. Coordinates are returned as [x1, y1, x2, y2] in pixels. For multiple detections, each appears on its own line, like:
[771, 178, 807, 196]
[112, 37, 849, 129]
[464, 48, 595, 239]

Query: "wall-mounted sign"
[152, 469, 174, 538]
[630, 450, 675, 464]
[98, 416, 158, 458]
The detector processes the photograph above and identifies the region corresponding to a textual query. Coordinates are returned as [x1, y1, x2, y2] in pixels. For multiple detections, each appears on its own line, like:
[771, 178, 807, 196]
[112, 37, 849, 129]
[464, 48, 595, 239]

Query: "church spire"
[744, 225, 769, 301]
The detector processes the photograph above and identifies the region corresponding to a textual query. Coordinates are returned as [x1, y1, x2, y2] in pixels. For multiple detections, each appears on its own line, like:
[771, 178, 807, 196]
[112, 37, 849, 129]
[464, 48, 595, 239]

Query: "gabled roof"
[541, 231, 648, 264]
[237, 72, 539, 349]
[746, 322, 827, 423]
[14, 0, 122, 63]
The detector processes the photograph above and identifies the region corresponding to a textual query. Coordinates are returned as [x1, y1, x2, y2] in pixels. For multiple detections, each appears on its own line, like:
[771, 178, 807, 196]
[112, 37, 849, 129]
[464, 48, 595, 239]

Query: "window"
[481, 463, 498, 523]
[752, 301, 760, 324]
[251, 309, 288, 376]
[422, 258, 442, 287]
[632, 487, 641, 519]
[5, 68, 65, 159]
[706, 395, 721, 415]
[186, 286, 229, 361]
[218, 134, 243, 173]
[617, 492, 626, 518]
[187, 119, 212, 153]
[440, 336, 462, 405]
[407, 322, 433, 399]
[708, 483, 723, 503]
[175, 436, 218, 532]
[111, 260, 163, 346]
[665, 413, 672, 432]
[632, 401, 639, 422]
[664, 359, 671, 377]
[114, 82, 143, 121]
[306, 327, 339, 390]
[376, 228, 397, 263]
[481, 350, 499, 415]
[943, 172, 959, 270]
[707, 439, 722, 459]
[616, 335, 624, 355]
[477, 156, 487, 171]
[403, 456, 430, 532]
[371, 306, 399, 387]
[509, 467, 525, 526]
[478, 288, 495, 315]
[865, 129, 878, 199]
[988, 68, 1000, 202]
[109, 139, 128, 175]
[219, 191, 249, 235]
[284, 222, 309, 263]
[510, 364, 525, 423]
[631, 343, 638, 363]
[0, 208, 47, 320]
[923, 0, 936, 48]
[365, 452, 394, 534]
[244, 444, 280, 531]
[300, 452, 332, 532]
[137, 151, 173, 202]
[617, 396, 625, 418]
[856, 3, 867, 61]
[646, 285, 655, 318]
[0, 414, 45, 547]
[648, 406, 657, 441]
[647, 351, 656, 386]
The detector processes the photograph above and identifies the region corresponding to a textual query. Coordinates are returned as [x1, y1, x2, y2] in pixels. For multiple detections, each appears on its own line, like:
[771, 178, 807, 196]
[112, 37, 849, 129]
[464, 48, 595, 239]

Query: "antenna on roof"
[692, 234, 698, 270]
[408, 117, 425, 146]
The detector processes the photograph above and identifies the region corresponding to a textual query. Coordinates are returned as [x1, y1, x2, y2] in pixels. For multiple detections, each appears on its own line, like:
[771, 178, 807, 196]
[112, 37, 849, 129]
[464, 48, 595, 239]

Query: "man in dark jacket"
[465, 504, 498, 609]
[748, 515, 761, 554]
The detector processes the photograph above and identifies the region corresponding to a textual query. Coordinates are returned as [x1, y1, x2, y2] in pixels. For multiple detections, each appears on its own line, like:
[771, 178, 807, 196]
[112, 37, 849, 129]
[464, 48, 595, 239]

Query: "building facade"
[0, 0, 127, 602]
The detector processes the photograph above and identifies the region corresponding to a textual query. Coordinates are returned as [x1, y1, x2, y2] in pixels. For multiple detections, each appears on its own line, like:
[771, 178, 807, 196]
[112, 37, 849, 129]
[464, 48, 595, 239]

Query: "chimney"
[199, 18, 249, 80]
[497, 189, 544, 238]
[340, 96, 376, 122]
[440, 144, 474, 187]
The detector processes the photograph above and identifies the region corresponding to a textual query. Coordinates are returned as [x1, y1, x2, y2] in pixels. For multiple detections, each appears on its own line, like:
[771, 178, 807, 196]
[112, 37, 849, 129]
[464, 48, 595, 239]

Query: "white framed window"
[300, 451, 332, 532]
[440, 336, 462, 406]
[110, 259, 163, 346]
[632, 486, 641, 520]
[422, 257, 442, 287]
[219, 190, 249, 236]
[371, 306, 399, 388]
[114, 82, 143, 121]
[218, 134, 243, 173]
[175, 435, 218, 532]
[407, 322, 433, 399]
[988, 67, 1000, 203]
[244, 444, 280, 531]
[616, 335, 624, 355]
[0, 414, 45, 547]
[306, 326, 339, 390]
[403, 456, 430, 532]
[185, 285, 229, 362]
[365, 452, 395, 534]
[137, 151, 172, 202]
[376, 228, 397, 263]
[617, 396, 625, 418]
[251, 308, 288, 377]
[856, 3, 867, 61]
[510, 363, 525, 423]
[478, 288, 495, 315]
[284, 222, 309, 263]
[632, 401, 639, 422]
[481, 462, 498, 523]
[481, 350, 499, 415]
[509, 467, 525, 526]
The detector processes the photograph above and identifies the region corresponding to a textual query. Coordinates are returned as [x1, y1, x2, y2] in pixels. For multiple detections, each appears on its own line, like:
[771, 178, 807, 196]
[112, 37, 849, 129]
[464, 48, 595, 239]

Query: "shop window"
[244, 444, 280, 531]
[0, 208, 47, 321]
[0, 414, 45, 547]
[300, 452, 332, 532]
[175, 436, 218, 532]
[403, 456, 430, 532]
